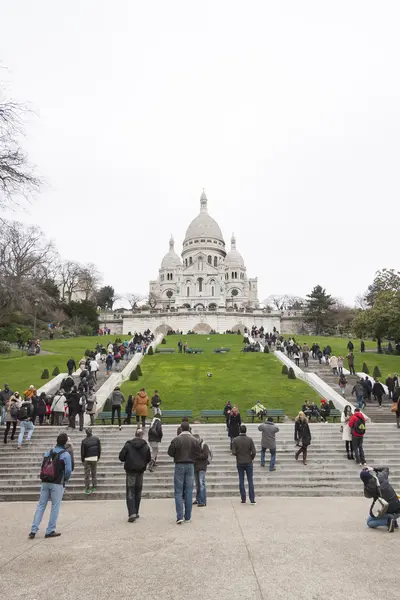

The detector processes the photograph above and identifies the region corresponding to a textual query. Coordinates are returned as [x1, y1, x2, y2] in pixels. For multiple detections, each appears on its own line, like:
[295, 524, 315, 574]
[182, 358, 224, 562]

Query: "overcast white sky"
[1, 1, 399, 305]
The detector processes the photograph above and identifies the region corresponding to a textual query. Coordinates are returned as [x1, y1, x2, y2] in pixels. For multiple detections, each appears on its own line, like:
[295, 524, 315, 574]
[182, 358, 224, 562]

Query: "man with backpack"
[29, 432, 72, 539]
[148, 414, 163, 471]
[348, 408, 367, 466]
[119, 429, 151, 522]
[17, 397, 35, 449]
[193, 434, 210, 507]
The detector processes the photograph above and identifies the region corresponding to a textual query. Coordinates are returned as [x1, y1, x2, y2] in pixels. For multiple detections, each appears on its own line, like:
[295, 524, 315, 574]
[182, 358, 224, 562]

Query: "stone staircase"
[1, 423, 399, 501]
[304, 357, 395, 423]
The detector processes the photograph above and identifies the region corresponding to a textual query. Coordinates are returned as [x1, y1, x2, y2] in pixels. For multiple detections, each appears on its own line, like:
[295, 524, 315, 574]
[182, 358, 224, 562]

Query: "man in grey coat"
[258, 417, 279, 471]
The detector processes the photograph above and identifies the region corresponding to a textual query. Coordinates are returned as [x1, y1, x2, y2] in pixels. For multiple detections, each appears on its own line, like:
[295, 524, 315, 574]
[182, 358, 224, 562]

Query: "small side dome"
[225, 234, 245, 267]
[161, 236, 181, 269]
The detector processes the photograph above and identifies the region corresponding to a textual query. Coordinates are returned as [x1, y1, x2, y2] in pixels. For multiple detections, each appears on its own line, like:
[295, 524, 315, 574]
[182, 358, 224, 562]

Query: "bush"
[115, 337, 122, 344]
[263, 345, 269, 353]
[362, 363, 369, 374]
[373, 366, 382, 378]
[79, 324, 94, 336]
[41, 369, 50, 379]
[281, 364, 289, 375]
[52, 366, 60, 376]
[0, 341, 12, 354]
[0, 325, 32, 343]
[130, 369, 138, 381]
[136, 364, 143, 376]
[162, 338, 166, 344]
[128, 331, 132, 336]
[147, 346, 154, 355]
[288, 367, 296, 380]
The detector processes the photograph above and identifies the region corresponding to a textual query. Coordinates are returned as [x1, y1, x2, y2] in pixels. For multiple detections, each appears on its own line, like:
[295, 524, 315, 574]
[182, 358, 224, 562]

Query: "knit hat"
[85, 427, 93, 435]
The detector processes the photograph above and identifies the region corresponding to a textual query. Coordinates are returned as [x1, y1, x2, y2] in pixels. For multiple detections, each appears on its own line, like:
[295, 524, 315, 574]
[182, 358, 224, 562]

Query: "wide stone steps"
[1, 423, 400, 500]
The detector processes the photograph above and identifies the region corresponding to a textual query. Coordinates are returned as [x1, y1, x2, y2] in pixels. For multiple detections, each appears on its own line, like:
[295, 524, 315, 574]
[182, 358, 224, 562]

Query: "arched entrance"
[154, 324, 174, 335]
[231, 323, 245, 334]
[192, 322, 212, 334]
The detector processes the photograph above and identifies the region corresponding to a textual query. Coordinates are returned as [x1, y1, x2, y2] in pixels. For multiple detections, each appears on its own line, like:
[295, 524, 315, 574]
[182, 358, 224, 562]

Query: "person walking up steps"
[168, 421, 200, 524]
[29, 433, 72, 539]
[119, 428, 151, 523]
[148, 414, 163, 471]
[232, 425, 256, 504]
[151, 390, 162, 416]
[294, 412, 311, 465]
[81, 428, 101, 495]
[109, 386, 125, 430]
[4, 392, 21, 444]
[17, 397, 35, 449]
[134, 388, 149, 428]
[348, 408, 367, 465]
[258, 417, 279, 471]
[193, 433, 209, 507]
[372, 378, 385, 408]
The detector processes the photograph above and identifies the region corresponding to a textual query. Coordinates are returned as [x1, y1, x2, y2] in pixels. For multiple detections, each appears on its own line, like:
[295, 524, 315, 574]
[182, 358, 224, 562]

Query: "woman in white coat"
[341, 405, 354, 460]
[330, 355, 339, 375]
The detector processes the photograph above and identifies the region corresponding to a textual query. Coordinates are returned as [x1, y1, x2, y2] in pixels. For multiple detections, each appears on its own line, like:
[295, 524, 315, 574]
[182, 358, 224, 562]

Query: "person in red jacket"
[348, 408, 367, 465]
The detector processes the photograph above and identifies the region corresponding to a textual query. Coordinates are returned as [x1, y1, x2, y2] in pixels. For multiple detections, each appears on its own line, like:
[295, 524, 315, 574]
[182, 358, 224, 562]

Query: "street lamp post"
[33, 299, 39, 338]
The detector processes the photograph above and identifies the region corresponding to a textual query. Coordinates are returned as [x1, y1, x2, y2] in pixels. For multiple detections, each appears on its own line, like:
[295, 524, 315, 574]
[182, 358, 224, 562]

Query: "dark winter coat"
[81, 434, 101, 462]
[126, 395, 134, 415]
[119, 438, 151, 473]
[364, 468, 400, 514]
[228, 412, 242, 438]
[232, 433, 256, 465]
[148, 418, 163, 443]
[67, 391, 80, 415]
[37, 394, 47, 417]
[168, 432, 199, 464]
[195, 441, 209, 472]
[372, 382, 385, 398]
[294, 419, 311, 446]
[386, 377, 395, 391]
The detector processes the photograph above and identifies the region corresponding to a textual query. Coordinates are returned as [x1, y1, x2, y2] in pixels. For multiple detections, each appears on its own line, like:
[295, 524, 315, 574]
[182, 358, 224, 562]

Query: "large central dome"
[183, 191, 224, 243]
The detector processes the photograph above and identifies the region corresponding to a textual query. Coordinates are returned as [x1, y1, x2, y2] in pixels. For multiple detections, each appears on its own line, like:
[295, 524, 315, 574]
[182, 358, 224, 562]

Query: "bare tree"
[125, 293, 145, 310]
[78, 263, 101, 301]
[0, 220, 57, 283]
[263, 294, 305, 310]
[59, 261, 84, 303]
[148, 292, 160, 308]
[354, 293, 368, 310]
[0, 89, 40, 208]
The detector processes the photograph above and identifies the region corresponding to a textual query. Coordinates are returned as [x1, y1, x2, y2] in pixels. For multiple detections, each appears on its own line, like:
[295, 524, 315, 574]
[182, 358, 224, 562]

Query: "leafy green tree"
[62, 300, 99, 331]
[96, 286, 115, 310]
[353, 290, 400, 352]
[304, 285, 335, 334]
[365, 269, 400, 306]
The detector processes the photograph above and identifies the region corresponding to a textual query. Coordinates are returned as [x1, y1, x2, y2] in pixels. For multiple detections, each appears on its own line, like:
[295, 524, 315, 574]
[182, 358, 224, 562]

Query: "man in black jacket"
[66, 358, 77, 376]
[168, 421, 199, 524]
[193, 434, 209, 507]
[372, 379, 385, 407]
[119, 429, 151, 522]
[81, 428, 101, 495]
[232, 425, 256, 504]
[148, 415, 163, 471]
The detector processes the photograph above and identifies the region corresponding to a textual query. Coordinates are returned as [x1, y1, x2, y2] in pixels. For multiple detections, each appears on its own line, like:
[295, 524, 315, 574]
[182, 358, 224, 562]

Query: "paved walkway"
[0, 497, 398, 600]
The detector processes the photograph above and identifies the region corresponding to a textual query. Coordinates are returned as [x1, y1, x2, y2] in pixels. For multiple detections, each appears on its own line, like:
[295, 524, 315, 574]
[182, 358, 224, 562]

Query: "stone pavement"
[0, 497, 399, 600]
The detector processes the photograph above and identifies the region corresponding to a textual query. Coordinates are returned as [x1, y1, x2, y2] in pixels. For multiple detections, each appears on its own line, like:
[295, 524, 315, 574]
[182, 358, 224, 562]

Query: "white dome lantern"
[161, 236, 181, 269]
[225, 233, 245, 268]
[183, 191, 225, 244]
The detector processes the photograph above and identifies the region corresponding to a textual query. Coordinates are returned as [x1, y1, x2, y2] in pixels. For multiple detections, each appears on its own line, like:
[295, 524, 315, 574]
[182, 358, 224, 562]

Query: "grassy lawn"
[120, 334, 320, 419]
[293, 335, 400, 377]
[0, 335, 129, 393]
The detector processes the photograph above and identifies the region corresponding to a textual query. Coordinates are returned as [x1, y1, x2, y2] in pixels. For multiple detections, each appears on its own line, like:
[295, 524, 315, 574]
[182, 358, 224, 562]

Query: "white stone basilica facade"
[149, 191, 259, 311]
[100, 192, 304, 335]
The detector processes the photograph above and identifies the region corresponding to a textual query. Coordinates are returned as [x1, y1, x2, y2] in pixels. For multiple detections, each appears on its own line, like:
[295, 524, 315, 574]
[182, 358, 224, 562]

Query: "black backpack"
[10, 403, 19, 419]
[40, 450, 65, 484]
[18, 402, 31, 421]
[353, 416, 366, 436]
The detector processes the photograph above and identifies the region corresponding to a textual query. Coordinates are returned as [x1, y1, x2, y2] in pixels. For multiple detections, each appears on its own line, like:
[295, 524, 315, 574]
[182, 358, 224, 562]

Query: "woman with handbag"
[341, 405, 354, 460]
[294, 411, 311, 465]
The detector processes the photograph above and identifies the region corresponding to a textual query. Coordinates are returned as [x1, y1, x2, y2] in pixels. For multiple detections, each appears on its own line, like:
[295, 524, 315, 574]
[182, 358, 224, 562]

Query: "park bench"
[186, 348, 204, 354]
[213, 347, 231, 354]
[246, 408, 285, 423]
[201, 409, 225, 421]
[156, 348, 176, 354]
[329, 409, 341, 422]
[95, 409, 193, 424]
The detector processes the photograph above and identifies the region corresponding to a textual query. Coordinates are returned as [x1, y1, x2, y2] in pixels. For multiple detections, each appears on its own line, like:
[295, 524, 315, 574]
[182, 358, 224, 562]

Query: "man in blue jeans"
[193, 434, 209, 507]
[17, 397, 35, 449]
[232, 425, 256, 504]
[258, 416, 279, 471]
[168, 421, 200, 524]
[29, 433, 72, 539]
